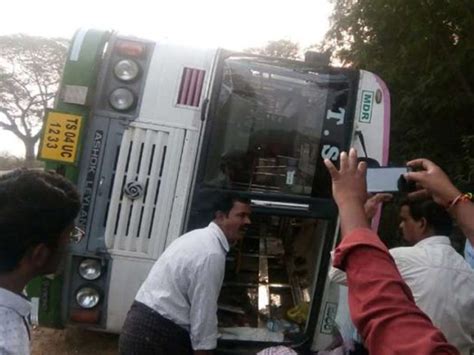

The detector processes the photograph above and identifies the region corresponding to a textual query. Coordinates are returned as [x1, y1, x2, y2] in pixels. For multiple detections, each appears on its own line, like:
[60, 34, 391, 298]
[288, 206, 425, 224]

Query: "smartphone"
[366, 167, 409, 193]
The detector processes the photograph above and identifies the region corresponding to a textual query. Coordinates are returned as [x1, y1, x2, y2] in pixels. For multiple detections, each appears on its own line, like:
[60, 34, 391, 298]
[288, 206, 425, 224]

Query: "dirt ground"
[31, 327, 118, 355]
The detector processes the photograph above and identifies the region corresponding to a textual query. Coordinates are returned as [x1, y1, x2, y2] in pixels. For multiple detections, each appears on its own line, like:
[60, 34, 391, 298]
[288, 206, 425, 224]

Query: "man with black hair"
[0, 169, 80, 354]
[398, 198, 453, 244]
[392, 198, 473, 353]
[119, 193, 251, 355]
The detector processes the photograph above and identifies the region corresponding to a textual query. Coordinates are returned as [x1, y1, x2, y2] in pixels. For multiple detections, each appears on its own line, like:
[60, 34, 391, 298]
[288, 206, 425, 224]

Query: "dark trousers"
[119, 301, 193, 355]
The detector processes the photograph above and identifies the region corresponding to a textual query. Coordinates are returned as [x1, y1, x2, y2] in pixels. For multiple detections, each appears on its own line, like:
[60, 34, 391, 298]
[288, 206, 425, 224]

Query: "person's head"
[212, 193, 251, 244]
[399, 199, 452, 244]
[0, 169, 80, 277]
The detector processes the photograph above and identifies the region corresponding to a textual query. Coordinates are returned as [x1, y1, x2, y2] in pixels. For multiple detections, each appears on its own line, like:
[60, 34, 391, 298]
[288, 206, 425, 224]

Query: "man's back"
[136, 222, 228, 328]
[120, 194, 251, 353]
[134, 222, 229, 351]
[391, 236, 474, 354]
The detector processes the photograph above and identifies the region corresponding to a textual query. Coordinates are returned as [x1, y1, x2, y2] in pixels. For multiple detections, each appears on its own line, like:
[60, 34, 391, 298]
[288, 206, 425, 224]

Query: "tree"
[0, 152, 44, 170]
[324, 0, 474, 185]
[0, 35, 68, 166]
[247, 39, 300, 59]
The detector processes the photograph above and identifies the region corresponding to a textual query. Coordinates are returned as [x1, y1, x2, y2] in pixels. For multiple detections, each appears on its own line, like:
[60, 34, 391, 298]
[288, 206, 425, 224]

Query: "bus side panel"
[352, 70, 391, 167]
[354, 70, 391, 232]
[311, 70, 391, 351]
[139, 44, 217, 130]
[105, 257, 155, 332]
[165, 130, 201, 248]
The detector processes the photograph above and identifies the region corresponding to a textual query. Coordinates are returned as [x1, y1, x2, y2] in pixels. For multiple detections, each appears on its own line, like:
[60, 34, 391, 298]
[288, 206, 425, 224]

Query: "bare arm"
[405, 158, 474, 243]
[364, 193, 393, 220]
[449, 201, 474, 243]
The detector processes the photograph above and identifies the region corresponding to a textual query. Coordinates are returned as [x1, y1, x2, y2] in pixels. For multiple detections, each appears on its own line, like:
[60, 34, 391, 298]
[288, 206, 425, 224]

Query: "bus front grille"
[104, 123, 184, 257]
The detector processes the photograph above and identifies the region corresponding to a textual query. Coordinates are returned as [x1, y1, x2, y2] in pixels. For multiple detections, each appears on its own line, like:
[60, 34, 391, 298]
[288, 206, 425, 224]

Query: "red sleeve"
[333, 228, 459, 355]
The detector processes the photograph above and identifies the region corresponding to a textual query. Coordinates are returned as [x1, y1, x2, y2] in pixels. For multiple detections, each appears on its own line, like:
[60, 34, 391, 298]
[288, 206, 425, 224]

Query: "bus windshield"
[203, 56, 351, 196]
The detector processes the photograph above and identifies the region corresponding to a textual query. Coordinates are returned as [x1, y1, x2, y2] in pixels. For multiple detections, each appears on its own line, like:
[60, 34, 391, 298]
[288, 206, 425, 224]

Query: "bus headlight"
[78, 259, 102, 281]
[76, 287, 100, 309]
[114, 59, 140, 82]
[109, 88, 136, 111]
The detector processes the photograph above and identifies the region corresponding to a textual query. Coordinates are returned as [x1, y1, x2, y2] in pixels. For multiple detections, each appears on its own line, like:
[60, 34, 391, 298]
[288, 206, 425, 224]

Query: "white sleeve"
[328, 265, 348, 285]
[389, 247, 419, 279]
[187, 253, 225, 350]
[328, 250, 348, 285]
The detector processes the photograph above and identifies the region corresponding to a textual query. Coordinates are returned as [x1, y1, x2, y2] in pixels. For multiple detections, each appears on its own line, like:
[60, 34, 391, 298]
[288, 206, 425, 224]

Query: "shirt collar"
[209, 222, 230, 253]
[415, 235, 451, 247]
[0, 287, 31, 317]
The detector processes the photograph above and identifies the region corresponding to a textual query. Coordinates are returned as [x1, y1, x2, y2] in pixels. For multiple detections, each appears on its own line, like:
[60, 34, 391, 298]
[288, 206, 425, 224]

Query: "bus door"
[186, 55, 359, 351]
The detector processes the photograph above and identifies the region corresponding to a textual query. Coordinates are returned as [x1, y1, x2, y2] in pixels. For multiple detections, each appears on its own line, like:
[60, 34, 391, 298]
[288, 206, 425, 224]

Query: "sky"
[1, 0, 333, 157]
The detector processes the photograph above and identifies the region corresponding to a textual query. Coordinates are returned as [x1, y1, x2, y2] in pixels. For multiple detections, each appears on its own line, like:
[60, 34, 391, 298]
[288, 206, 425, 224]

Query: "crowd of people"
[328, 184, 473, 354]
[0, 148, 472, 354]
[324, 150, 473, 355]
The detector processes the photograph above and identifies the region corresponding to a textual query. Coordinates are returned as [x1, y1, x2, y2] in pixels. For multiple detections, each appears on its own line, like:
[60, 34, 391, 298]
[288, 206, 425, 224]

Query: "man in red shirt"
[324, 148, 459, 355]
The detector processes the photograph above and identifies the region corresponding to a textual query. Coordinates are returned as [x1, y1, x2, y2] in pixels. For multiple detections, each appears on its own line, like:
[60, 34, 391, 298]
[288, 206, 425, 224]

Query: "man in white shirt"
[119, 193, 251, 355]
[0, 169, 81, 355]
[330, 198, 474, 354]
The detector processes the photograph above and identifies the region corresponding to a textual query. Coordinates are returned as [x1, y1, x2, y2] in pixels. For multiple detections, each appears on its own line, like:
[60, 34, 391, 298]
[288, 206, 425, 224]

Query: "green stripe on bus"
[30, 29, 110, 329]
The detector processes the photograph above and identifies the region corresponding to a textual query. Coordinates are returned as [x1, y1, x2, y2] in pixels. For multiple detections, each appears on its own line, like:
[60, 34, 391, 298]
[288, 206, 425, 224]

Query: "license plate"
[39, 111, 83, 163]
